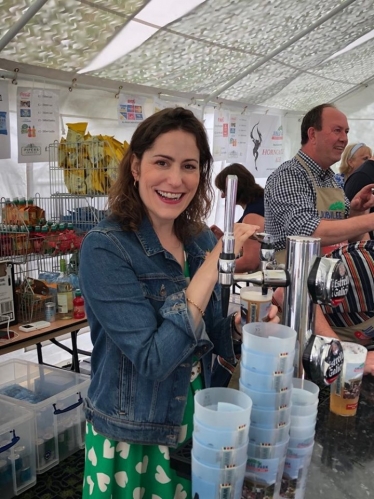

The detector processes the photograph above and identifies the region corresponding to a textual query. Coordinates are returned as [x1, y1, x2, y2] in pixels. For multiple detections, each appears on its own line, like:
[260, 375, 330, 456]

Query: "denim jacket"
[79, 216, 236, 447]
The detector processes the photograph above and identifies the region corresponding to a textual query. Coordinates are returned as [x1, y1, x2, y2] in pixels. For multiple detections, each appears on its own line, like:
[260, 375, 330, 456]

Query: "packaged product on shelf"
[63, 161, 87, 195]
[85, 168, 106, 195]
[24, 198, 38, 226]
[57, 123, 129, 196]
[66, 122, 88, 143]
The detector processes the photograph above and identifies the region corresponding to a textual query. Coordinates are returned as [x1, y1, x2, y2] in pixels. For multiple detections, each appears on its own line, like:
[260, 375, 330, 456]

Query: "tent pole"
[203, 0, 357, 104]
[0, 0, 49, 52]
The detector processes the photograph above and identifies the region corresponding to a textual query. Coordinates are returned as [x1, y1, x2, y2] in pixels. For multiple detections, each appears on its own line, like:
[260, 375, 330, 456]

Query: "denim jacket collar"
[135, 216, 208, 262]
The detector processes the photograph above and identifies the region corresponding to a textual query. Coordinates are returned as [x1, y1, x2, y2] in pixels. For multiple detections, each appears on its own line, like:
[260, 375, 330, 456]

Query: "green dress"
[82, 360, 203, 499]
[82, 256, 203, 499]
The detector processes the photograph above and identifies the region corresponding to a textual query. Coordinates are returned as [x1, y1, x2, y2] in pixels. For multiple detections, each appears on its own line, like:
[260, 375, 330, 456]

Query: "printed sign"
[213, 108, 230, 161]
[246, 114, 284, 177]
[17, 87, 60, 163]
[228, 113, 249, 161]
[118, 95, 145, 124]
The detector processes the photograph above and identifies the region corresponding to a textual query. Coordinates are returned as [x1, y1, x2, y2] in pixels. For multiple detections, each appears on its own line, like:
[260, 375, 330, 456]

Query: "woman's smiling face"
[131, 129, 200, 230]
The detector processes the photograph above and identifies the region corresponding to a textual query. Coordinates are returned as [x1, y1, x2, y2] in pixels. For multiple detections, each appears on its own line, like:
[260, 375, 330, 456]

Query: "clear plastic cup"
[250, 405, 292, 429]
[194, 387, 252, 430]
[192, 435, 248, 468]
[242, 322, 297, 355]
[192, 453, 246, 499]
[291, 397, 318, 416]
[241, 344, 295, 374]
[193, 415, 249, 449]
[292, 378, 319, 404]
[288, 432, 315, 449]
[248, 421, 290, 446]
[289, 423, 315, 442]
[286, 442, 314, 459]
[330, 342, 367, 417]
[282, 443, 314, 498]
[243, 455, 286, 498]
[241, 365, 294, 393]
[247, 436, 289, 460]
[290, 411, 317, 428]
[239, 380, 292, 409]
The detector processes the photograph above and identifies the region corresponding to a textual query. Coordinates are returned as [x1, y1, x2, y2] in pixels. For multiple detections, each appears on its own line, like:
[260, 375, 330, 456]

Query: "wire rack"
[0, 138, 120, 325]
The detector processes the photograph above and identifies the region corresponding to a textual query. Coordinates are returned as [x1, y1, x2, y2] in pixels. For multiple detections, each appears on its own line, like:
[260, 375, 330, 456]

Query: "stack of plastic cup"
[280, 378, 319, 499]
[192, 387, 252, 499]
[239, 322, 296, 497]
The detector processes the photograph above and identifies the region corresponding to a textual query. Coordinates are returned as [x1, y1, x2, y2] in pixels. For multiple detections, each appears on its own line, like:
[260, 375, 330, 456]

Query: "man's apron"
[276, 154, 347, 265]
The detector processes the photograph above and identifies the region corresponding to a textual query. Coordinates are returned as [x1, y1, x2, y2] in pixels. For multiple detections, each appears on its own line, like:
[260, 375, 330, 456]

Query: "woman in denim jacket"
[80, 107, 275, 498]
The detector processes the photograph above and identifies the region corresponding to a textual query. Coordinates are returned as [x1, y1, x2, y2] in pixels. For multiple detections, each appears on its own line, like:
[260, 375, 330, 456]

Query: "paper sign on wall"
[228, 113, 249, 162]
[212, 108, 230, 161]
[246, 114, 284, 177]
[118, 95, 145, 124]
[17, 87, 60, 163]
[0, 81, 11, 160]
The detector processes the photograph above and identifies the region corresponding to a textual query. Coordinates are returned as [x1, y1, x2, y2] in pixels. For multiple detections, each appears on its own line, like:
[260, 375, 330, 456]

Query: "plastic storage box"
[0, 398, 37, 498]
[0, 359, 90, 473]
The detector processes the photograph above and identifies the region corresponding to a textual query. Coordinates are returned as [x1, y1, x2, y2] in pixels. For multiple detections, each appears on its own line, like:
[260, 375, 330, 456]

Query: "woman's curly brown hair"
[215, 163, 264, 205]
[109, 107, 214, 243]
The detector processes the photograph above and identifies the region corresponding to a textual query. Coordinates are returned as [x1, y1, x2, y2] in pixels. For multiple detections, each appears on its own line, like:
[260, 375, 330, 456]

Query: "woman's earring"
[134, 179, 138, 188]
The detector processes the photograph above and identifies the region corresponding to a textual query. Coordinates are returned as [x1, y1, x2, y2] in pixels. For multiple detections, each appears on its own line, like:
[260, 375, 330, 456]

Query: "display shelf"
[0, 137, 119, 327]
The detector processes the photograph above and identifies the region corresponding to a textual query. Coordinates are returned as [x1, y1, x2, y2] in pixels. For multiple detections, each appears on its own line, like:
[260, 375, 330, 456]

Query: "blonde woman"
[334, 143, 372, 188]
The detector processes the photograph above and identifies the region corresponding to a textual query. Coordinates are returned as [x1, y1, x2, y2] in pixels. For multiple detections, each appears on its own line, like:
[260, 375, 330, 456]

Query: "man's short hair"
[301, 103, 336, 145]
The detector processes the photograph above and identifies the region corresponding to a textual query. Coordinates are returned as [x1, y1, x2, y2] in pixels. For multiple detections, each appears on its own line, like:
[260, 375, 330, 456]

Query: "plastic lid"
[41, 225, 48, 232]
[27, 198, 34, 204]
[75, 289, 82, 297]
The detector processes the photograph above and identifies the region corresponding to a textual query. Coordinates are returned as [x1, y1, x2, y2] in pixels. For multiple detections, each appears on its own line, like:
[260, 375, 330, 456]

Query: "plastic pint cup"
[330, 342, 367, 417]
[240, 286, 272, 326]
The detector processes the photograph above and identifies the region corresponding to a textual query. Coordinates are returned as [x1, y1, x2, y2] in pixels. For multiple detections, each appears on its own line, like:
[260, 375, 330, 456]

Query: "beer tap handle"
[218, 175, 237, 317]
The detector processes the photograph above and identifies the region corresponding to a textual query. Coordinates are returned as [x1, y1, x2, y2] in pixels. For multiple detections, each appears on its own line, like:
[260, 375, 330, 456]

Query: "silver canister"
[45, 302, 56, 322]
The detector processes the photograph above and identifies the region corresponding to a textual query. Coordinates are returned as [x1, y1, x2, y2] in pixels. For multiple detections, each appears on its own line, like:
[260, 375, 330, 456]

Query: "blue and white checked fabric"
[264, 150, 350, 251]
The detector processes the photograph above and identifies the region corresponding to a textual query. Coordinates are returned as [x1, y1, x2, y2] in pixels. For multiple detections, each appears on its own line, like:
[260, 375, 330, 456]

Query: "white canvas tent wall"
[1, 0, 374, 228]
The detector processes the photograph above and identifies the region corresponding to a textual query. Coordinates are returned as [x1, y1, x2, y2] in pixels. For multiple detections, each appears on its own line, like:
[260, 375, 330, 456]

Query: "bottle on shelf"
[57, 258, 74, 318]
[73, 289, 85, 319]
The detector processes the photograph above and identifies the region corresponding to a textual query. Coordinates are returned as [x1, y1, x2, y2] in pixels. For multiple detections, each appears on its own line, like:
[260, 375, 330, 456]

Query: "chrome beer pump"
[219, 176, 349, 384]
[219, 175, 290, 317]
[218, 175, 238, 318]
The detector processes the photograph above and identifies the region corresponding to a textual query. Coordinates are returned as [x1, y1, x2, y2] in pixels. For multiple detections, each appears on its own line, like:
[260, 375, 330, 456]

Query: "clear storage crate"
[0, 398, 37, 498]
[0, 359, 90, 473]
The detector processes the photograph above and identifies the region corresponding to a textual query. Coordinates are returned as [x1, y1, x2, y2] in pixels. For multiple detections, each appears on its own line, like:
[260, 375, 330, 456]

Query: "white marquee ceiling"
[0, 0, 373, 112]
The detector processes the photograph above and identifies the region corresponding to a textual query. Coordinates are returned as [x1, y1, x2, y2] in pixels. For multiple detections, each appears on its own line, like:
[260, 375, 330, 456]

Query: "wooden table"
[0, 317, 89, 372]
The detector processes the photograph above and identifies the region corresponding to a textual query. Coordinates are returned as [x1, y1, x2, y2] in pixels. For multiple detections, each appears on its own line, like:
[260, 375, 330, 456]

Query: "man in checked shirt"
[265, 103, 374, 375]
[264, 103, 374, 264]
